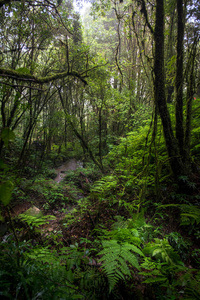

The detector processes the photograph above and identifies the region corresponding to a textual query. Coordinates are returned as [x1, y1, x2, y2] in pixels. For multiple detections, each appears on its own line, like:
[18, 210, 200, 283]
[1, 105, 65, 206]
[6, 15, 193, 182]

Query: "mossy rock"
[23, 206, 43, 217]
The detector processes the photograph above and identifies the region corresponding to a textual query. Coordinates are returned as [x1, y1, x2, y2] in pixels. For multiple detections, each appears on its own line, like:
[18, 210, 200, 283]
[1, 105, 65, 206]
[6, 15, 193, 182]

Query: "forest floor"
[1, 158, 200, 299]
[4, 158, 200, 253]
[2, 159, 104, 246]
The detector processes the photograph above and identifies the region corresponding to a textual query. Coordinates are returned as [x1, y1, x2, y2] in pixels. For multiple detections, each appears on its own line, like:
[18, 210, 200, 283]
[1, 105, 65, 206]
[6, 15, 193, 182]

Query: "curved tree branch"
[136, 0, 154, 35]
[0, 67, 88, 85]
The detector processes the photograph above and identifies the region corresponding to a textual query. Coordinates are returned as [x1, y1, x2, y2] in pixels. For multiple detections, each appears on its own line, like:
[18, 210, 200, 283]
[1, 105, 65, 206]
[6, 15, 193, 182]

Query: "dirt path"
[54, 159, 83, 183]
[9, 159, 82, 218]
[1, 159, 84, 241]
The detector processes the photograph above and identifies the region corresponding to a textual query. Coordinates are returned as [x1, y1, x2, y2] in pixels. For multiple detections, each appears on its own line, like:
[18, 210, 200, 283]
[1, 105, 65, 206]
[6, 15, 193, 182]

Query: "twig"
[0, 81, 44, 91]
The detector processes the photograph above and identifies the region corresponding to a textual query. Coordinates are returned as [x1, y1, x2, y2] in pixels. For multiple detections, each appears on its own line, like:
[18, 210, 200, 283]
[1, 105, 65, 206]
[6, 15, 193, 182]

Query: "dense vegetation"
[0, 0, 200, 299]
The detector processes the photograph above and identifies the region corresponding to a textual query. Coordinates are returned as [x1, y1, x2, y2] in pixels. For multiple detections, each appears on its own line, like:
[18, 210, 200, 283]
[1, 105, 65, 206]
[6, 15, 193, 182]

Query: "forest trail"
[54, 159, 83, 183]
[3, 159, 82, 230]
[1, 159, 84, 241]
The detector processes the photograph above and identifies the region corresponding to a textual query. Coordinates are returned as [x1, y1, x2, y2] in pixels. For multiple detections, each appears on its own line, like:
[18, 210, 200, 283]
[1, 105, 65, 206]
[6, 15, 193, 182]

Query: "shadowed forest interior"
[0, 0, 200, 299]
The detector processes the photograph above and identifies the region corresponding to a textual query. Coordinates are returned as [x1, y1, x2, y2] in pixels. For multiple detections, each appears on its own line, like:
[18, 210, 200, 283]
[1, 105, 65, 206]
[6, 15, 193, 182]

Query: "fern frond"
[143, 238, 183, 266]
[102, 226, 142, 246]
[180, 205, 200, 225]
[159, 204, 200, 226]
[19, 214, 56, 228]
[98, 239, 143, 292]
[91, 175, 118, 196]
[184, 287, 200, 300]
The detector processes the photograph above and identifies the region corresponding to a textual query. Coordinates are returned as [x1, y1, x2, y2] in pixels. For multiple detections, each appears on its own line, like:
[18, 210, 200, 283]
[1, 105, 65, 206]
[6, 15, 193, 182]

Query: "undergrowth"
[1, 103, 200, 299]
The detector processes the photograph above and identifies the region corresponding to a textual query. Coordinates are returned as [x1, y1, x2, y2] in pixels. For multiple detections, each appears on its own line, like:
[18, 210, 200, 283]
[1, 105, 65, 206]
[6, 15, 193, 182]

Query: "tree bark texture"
[154, 0, 185, 177]
[175, 0, 184, 155]
[0, 68, 87, 85]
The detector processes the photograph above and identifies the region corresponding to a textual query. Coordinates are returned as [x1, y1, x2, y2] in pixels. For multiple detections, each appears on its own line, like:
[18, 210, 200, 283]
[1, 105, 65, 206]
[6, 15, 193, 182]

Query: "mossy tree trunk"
[154, 0, 189, 179]
[175, 0, 185, 156]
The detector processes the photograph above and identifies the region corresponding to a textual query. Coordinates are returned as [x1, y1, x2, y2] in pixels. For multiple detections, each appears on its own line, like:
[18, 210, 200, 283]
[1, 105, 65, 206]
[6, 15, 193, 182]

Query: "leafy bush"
[0, 240, 84, 299]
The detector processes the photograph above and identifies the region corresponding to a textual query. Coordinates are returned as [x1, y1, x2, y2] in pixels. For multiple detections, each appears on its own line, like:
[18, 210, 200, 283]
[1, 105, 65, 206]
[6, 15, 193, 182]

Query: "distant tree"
[89, 0, 199, 181]
[153, 0, 199, 179]
[0, 0, 94, 160]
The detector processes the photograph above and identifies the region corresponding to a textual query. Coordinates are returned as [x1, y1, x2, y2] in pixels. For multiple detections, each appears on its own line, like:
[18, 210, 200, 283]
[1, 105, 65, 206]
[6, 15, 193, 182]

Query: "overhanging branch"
[0, 67, 88, 85]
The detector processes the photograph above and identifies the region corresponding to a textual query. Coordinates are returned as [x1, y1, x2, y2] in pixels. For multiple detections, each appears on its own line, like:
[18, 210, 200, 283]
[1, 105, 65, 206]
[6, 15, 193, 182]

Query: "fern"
[184, 288, 200, 300]
[160, 204, 200, 226]
[105, 227, 141, 246]
[26, 247, 59, 264]
[91, 175, 118, 197]
[143, 238, 183, 266]
[180, 205, 200, 226]
[0, 240, 84, 299]
[110, 211, 153, 245]
[182, 270, 200, 300]
[111, 215, 128, 229]
[19, 214, 56, 229]
[140, 257, 173, 285]
[98, 239, 144, 292]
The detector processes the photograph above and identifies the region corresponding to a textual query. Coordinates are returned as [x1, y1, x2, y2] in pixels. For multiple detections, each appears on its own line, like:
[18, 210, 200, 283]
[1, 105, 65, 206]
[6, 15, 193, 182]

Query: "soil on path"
[1, 159, 81, 231]
[0, 159, 89, 244]
[54, 159, 82, 183]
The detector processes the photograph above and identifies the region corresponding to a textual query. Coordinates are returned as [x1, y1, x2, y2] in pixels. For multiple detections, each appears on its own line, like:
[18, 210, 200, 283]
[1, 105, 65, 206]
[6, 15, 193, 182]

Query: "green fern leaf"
[143, 238, 183, 265]
[124, 243, 144, 257]
[98, 239, 143, 292]
[91, 175, 118, 196]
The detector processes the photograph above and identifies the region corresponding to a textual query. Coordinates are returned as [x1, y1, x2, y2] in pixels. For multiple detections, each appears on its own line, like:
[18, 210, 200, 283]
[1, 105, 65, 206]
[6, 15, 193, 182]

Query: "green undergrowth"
[1, 207, 200, 299]
[1, 102, 200, 299]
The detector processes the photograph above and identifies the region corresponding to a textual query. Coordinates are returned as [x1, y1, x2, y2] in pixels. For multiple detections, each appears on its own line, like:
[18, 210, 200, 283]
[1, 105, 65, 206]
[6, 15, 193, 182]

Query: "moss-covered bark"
[175, 0, 184, 155]
[154, 0, 186, 178]
[0, 67, 87, 85]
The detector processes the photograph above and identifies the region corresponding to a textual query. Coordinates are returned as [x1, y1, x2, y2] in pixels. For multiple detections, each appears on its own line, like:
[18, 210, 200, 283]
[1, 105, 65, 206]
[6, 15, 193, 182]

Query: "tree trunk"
[184, 36, 198, 166]
[175, 0, 184, 155]
[154, 0, 185, 178]
[57, 87, 104, 172]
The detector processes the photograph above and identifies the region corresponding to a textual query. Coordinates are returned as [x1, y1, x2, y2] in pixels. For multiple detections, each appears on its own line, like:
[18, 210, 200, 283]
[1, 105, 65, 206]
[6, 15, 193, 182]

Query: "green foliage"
[0, 180, 14, 206]
[160, 203, 200, 237]
[43, 189, 67, 205]
[98, 239, 143, 292]
[138, 236, 200, 299]
[96, 210, 199, 298]
[179, 204, 200, 226]
[96, 212, 150, 292]
[191, 249, 200, 267]
[19, 213, 56, 230]
[44, 168, 57, 179]
[106, 119, 170, 208]
[140, 258, 200, 299]
[0, 240, 85, 299]
[0, 128, 15, 147]
[191, 101, 200, 160]
[167, 232, 191, 261]
[1, 0, 199, 298]
[108, 125, 149, 172]
[140, 257, 173, 285]
[109, 211, 153, 244]
[178, 175, 196, 189]
[16, 67, 31, 75]
[143, 238, 183, 265]
[0, 160, 15, 219]
[91, 175, 118, 197]
[23, 176, 76, 209]
[62, 207, 79, 227]
[77, 196, 90, 214]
